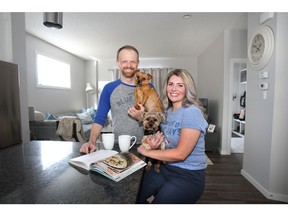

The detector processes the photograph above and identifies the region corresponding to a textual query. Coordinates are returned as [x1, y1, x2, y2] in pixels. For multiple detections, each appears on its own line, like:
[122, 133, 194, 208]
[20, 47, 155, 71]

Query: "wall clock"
[248, 25, 275, 71]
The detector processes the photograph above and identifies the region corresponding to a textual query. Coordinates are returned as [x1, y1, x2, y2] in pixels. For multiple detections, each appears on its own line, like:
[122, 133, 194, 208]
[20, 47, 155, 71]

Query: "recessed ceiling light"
[183, 14, 192, 19]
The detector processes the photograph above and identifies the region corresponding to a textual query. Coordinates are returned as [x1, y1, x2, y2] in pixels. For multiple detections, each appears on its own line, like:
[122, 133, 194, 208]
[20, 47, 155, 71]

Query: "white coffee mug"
[102, 133, 115, 150]
[118, 135, 137, 152]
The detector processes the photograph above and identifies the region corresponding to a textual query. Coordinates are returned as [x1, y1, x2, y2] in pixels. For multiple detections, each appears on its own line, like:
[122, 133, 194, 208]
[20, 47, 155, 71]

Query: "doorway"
[228, 58, 247, 154]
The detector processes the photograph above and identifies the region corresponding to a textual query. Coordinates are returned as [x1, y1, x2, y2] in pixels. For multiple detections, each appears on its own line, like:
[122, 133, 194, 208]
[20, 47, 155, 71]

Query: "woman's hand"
[146, 131, 164, 149]
[128, 103, 145, 121]
[137, 131, 164, 156]
[137, 144, 148, 155]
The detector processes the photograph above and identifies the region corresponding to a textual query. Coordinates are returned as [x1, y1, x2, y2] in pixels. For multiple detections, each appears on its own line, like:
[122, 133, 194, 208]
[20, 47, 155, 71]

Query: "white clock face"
[250, 34, 265, 63]
[248, 25, 274, 71]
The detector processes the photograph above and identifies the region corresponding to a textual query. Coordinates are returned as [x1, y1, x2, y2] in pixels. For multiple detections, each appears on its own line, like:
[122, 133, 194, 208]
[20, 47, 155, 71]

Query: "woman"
[136, 69, 208, 204]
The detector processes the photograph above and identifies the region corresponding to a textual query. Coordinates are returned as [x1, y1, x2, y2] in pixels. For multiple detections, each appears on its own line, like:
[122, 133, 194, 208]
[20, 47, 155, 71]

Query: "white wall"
[198, 29, 247, 154]
[241, 12, 288, 203]
[26, 34, 86, 114]
[270, 12, 288, 199]
[0, 13, 12, 61]
[11, 13, 30, 144]
[198, 32, 224, 127]
[270, 13, 288, 199]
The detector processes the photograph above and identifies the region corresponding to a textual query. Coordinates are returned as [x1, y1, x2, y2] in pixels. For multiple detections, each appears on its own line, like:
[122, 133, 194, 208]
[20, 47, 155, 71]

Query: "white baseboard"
[241, 169, 288, 203]
[219, 148, 230, 155]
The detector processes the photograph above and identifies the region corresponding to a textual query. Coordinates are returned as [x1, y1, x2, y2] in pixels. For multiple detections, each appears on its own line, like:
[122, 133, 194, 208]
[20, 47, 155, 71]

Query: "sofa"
[29, 109, 112, 142]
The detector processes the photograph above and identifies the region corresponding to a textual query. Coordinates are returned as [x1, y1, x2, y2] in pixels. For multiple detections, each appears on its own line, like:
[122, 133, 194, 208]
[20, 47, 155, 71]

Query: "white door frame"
[226, 58, 246, 154]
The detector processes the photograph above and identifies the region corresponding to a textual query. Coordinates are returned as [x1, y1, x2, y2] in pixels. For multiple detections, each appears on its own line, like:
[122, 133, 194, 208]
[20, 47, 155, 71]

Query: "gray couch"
[29, 110, 93, 141]
[29, 110, 113, 142]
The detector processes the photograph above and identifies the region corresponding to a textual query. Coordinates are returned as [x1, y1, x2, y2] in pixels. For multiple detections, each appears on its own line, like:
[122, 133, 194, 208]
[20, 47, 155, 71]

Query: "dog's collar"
[136, 84, 142, 89]
[144, 129, 162, 136]
[144, 131, 154, 135]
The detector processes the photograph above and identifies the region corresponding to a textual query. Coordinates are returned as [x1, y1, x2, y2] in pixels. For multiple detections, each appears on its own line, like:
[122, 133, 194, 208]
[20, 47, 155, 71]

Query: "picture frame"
[207, 124, 216, 133]
[239, 109, 245, 120]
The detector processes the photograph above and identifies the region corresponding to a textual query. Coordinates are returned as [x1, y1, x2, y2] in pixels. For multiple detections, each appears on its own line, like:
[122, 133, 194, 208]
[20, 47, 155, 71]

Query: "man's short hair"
[116, 45, 139, 61]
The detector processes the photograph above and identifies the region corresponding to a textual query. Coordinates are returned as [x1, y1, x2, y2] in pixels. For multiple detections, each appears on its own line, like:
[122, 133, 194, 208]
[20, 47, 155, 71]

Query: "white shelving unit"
[232, 67, 247, 138]
[232, 119, 245, 137]
[231, 64, 246, 153]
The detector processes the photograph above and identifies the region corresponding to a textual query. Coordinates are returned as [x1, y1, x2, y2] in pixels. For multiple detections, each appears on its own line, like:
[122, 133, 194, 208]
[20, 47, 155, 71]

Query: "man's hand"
[79, 141, 96, 154]
[128, 103, 145, 121]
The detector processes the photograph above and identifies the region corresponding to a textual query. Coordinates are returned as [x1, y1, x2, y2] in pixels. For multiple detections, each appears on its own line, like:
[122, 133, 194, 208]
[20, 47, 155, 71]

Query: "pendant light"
[43, 12, 63, 29]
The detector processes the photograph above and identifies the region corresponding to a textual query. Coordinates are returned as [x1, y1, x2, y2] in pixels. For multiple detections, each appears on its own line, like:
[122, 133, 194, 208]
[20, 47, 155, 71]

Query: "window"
[36, 52, 71, 89]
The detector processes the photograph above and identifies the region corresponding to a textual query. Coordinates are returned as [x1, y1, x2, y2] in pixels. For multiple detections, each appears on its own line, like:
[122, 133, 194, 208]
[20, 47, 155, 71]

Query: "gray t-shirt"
[94, 79, 144, 144]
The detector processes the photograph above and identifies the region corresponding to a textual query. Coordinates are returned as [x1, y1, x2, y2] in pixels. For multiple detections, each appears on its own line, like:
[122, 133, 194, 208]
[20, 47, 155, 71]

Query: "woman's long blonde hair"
[161, 69, 206, 114]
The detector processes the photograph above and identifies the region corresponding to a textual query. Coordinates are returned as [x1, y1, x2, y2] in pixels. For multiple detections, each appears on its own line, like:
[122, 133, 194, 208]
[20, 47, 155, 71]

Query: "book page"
[69, 150, 118, 170]
[90, 152, 146, 181]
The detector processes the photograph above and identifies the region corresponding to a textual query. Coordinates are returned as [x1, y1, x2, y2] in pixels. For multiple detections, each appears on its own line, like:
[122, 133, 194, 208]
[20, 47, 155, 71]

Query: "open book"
[69, 150, 146, 182]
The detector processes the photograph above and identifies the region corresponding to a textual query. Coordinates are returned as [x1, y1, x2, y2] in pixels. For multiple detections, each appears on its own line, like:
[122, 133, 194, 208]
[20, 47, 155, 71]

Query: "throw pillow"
[34, 111, 45, 122]
[82, 107, 96, 120]
[89, 107, 96, 119]
[76, 112, 93, 124]
[45, 112, 58, 120]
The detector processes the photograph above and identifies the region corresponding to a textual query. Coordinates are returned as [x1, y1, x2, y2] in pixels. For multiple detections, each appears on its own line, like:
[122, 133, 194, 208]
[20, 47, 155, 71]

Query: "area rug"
[206, 154, 214, 165]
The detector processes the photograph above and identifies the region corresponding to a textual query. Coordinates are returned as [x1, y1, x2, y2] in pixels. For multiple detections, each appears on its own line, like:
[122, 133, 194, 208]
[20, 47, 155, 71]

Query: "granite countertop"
[0, 141, 144, 204]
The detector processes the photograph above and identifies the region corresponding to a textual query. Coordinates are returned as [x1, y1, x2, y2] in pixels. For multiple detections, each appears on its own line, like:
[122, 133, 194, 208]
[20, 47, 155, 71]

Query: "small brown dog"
[134, 70, 166, 172]
[141, 110, 166, 172]
[134, 70, 163, 113]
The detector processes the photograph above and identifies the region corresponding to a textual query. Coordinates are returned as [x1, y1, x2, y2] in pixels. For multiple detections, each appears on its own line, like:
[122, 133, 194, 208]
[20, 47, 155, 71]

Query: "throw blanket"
[56, 116, 80, 138]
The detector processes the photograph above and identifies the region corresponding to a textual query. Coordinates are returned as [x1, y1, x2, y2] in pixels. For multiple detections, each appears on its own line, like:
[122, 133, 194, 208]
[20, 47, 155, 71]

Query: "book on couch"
[69, 150, 146, 182]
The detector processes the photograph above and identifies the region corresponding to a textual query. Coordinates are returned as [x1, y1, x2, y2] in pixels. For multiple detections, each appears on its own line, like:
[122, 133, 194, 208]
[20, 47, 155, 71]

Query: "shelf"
[232, 131, 245, 138]
[233, 119, 245, 124]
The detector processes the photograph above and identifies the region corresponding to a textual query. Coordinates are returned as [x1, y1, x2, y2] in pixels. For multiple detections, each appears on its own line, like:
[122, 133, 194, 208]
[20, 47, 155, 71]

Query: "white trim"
[226, 58, 247, 155]
[241, 169, 288, 203]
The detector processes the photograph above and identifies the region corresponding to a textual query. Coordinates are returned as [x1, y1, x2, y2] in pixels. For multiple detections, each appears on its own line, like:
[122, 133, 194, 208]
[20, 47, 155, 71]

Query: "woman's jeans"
[136, 164, 205, 204]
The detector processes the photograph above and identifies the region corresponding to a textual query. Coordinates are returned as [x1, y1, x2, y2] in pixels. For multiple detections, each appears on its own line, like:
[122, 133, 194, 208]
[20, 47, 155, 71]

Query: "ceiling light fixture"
[43, 12, 63, 29]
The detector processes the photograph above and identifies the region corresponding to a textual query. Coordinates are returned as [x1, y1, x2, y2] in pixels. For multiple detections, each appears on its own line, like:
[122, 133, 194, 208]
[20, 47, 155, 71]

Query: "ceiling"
[25, 12, 248, 61]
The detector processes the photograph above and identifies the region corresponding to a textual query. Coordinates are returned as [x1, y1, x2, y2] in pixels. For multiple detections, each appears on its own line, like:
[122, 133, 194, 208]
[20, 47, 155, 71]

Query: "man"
[80, 45, 145, 154]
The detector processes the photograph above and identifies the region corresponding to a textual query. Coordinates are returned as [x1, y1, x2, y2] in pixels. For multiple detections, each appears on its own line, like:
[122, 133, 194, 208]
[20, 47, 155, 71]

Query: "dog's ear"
[143, 111, 149, 118]
[147, 73, 153, 80]
[160, 112, 166, 122]
[138, 112, 146, 123]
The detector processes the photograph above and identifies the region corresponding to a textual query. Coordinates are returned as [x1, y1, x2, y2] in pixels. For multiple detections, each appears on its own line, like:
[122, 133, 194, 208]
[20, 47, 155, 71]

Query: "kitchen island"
[0, 141, 144, 204]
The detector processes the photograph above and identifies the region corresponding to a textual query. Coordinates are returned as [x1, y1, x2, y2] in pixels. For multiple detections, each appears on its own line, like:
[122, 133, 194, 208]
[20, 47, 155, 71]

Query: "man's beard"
[121, 67, 137, 78]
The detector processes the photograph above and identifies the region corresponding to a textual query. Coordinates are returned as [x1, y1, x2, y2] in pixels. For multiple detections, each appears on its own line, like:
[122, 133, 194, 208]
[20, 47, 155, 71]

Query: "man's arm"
[80, 123, 103, 153]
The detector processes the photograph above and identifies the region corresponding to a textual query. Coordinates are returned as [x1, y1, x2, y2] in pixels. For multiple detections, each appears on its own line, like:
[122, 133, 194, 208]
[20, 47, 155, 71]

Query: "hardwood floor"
[197, 153, 286, 204]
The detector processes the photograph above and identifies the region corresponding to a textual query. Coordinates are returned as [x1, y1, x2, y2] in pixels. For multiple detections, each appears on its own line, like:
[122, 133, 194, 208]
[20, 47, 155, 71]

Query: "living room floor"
[197, 153, 286, 204]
